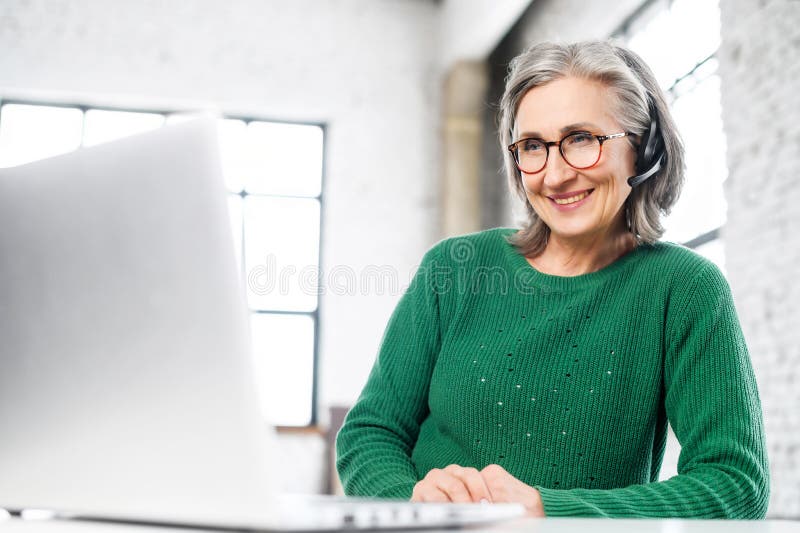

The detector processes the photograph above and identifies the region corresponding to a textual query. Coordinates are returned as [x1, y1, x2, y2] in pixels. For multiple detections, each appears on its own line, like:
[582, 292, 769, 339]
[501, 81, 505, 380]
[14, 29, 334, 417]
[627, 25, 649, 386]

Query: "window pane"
[662, 74, 727, 243]
[218, 119, 247, 193]
[228, 195, 243, 271]
[244, 197, 320, 312]
[83, 109, 165, 147]
[244, 121, 323, 197]
[250, 313, 315, 426]
[627, 0, 721, 90]
[0, 104, 83, 167]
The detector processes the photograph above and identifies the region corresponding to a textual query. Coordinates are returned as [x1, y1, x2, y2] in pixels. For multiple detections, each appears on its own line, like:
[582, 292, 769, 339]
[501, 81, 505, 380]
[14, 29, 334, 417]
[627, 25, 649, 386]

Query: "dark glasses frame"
[507, 131, 632, 174]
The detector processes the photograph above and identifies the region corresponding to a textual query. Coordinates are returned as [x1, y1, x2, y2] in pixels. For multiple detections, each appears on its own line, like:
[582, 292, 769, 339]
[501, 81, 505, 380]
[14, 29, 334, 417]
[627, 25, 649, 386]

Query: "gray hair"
[499, 40, 685, 257]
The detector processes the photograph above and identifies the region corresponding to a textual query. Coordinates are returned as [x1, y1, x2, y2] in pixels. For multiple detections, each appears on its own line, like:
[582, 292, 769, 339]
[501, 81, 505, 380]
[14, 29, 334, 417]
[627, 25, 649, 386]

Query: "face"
[513, 76, 636, 244]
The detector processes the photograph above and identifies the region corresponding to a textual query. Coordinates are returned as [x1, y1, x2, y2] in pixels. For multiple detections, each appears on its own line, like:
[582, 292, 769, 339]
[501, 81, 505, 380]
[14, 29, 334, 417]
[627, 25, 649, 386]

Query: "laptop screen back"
[0, 119, 278, 523]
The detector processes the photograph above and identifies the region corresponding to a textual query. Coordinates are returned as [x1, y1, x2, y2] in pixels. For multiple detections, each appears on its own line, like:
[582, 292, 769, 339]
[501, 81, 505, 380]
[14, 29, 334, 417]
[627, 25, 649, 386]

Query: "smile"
[548, 189, 594, 205]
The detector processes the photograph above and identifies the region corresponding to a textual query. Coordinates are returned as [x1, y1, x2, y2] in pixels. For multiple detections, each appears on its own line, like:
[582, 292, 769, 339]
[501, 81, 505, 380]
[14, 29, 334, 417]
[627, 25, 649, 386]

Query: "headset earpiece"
[628, 100, 666, 188]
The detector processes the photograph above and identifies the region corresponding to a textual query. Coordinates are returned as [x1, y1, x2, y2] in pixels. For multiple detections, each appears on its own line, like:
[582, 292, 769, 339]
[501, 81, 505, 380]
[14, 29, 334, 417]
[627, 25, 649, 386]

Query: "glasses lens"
[561, 132, 600, 169]
[515, 138, 547, 173]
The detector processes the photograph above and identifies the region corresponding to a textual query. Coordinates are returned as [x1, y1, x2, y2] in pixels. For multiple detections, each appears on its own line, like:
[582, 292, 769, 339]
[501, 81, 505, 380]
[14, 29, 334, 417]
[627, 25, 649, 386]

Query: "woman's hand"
[411, 464, 493, 503]
[480, 464, 545, 517]
[411, 463, 545, 517]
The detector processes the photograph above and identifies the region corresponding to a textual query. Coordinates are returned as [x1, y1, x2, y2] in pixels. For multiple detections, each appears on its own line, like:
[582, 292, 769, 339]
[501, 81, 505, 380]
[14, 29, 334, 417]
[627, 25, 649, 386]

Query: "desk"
[1, 517, 799, 533]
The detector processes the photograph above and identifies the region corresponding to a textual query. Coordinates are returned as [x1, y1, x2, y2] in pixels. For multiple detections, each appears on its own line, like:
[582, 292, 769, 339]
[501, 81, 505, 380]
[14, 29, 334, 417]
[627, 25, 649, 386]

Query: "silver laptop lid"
[0, 119, 278, 524]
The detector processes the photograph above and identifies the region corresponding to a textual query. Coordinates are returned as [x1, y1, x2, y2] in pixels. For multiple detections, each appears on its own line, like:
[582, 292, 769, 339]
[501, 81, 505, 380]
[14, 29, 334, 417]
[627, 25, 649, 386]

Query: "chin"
[548, 222, 604, 240]
[553, 223, 585, 233]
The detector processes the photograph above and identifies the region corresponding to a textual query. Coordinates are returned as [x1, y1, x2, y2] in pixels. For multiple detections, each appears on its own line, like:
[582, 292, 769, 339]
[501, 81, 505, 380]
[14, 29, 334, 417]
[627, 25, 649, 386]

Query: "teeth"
[553, 191, 588, 205]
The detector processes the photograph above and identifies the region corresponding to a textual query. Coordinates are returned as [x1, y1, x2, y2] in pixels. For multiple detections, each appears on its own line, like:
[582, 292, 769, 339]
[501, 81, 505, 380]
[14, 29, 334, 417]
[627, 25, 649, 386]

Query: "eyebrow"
[517, 122, 601, 139]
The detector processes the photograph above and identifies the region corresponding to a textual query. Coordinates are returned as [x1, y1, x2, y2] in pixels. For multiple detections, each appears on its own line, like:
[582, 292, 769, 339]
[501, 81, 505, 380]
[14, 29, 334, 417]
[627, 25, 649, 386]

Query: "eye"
[520, 139, 545, 153]
[565, 132, 594, 146]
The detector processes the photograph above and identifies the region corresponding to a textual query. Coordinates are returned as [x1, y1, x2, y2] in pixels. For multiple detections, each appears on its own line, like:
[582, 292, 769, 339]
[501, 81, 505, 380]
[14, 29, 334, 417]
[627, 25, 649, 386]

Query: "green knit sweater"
[336, 228, 769, 518]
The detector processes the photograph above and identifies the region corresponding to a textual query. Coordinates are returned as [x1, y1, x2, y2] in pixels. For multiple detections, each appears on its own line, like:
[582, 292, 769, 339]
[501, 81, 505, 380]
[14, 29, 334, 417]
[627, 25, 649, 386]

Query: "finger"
[416, 485, 451, 503]
[480, 464, 513, 502]
[412, 479, 449, 503]
[410, 483, 424, 502]
[429, 468, 472, 503]
[445, 465, 493, 503]
[481, 464, 541, 512]
[480, 463, 509, 480]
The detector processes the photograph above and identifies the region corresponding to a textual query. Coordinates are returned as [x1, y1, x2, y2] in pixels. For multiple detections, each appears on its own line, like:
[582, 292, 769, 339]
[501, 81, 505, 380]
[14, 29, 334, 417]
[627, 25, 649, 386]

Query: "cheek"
[598, 173, 631, 208]
[521, 173, 542, 196]
[617, 145, 637, 179]
[601, 149, 635, 195]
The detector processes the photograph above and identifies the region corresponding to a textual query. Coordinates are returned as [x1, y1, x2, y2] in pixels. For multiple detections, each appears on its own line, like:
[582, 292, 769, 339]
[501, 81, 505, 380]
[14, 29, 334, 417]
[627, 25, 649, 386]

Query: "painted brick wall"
[718, 0, 800, 518]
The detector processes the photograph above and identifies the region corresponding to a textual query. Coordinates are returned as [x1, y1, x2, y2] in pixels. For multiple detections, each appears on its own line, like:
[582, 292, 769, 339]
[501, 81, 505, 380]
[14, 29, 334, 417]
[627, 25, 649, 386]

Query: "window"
[227, 119, 323, 427]
[615, 0, 726, 273]
[0, 100, 324, 427]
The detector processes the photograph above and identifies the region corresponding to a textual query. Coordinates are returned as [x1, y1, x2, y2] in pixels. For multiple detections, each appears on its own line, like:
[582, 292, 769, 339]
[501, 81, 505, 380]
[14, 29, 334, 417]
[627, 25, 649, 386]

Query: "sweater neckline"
[501, 228, 649, 292]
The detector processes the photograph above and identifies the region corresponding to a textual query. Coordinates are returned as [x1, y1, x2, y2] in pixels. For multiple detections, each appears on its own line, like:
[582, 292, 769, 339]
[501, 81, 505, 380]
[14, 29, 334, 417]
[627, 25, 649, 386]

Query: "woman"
[335, 41, 769, 518]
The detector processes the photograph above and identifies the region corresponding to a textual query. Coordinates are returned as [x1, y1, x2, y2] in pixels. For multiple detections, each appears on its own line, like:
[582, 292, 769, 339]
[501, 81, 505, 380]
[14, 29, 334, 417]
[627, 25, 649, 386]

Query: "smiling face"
[514, 76, 637, 245]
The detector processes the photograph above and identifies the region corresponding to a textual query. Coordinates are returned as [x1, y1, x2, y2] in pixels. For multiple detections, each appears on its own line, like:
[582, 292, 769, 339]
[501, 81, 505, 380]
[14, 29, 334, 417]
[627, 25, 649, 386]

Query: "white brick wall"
[718, 0, 800, 518]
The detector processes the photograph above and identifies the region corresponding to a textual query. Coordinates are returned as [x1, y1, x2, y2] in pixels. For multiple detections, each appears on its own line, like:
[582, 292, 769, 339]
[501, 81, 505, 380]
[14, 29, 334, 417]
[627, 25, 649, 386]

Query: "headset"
[628, 99, 666, 188]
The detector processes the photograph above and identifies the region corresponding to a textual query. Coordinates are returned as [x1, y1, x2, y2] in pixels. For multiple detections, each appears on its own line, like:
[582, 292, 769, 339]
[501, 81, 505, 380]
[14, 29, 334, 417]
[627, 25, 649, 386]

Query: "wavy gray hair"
[499, 40, 685, 257]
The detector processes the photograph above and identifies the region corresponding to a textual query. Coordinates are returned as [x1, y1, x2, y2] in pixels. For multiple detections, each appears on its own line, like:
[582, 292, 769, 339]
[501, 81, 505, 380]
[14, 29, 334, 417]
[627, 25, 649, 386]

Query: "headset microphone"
[627, 100, 666, 188]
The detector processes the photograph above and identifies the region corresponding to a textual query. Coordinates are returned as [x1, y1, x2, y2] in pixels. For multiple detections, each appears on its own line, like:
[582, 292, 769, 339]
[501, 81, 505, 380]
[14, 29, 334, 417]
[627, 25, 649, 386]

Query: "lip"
[546, 188, 594, 211]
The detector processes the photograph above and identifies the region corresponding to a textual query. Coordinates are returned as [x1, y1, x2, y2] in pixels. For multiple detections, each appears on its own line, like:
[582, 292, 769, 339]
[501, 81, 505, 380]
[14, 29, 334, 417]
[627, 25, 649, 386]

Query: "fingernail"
[480, 498, 489, 504]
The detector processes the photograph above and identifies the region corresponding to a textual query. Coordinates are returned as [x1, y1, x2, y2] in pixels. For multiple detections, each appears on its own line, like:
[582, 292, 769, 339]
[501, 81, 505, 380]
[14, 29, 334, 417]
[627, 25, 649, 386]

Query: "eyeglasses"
[507, 131, 632, 174]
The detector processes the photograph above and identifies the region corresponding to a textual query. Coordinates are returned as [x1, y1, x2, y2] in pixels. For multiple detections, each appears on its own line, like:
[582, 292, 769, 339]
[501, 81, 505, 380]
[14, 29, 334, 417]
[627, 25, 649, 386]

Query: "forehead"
[515, 76, 619, 135]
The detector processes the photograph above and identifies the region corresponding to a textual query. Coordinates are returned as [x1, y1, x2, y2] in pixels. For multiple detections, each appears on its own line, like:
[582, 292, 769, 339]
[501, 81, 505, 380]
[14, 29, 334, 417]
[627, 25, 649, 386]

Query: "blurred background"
[0, 0, 797, 519]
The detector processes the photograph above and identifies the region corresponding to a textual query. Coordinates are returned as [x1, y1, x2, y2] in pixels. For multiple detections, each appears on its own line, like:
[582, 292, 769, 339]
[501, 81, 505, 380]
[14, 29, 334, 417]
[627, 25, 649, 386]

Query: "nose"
[542, 146, 578, 189]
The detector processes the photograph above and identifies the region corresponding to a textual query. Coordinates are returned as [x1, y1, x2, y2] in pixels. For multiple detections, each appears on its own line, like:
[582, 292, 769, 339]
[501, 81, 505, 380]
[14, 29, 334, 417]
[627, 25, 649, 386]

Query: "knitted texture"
[336, 228, 769, 518]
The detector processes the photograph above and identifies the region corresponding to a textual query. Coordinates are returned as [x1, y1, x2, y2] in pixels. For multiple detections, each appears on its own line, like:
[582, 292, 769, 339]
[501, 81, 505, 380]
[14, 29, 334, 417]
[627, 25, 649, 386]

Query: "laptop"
[0, 119, 525, 531]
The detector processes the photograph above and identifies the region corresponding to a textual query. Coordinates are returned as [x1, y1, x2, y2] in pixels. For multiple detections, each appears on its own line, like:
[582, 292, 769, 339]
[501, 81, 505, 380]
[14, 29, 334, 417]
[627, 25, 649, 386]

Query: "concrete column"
[441, 61, 489, 237]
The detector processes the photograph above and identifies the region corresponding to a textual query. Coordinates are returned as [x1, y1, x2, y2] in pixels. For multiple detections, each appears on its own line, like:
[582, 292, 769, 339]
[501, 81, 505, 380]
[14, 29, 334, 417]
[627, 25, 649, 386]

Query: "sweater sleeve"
[335, 244, 445, 498]
[537, 262, 770, 518]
